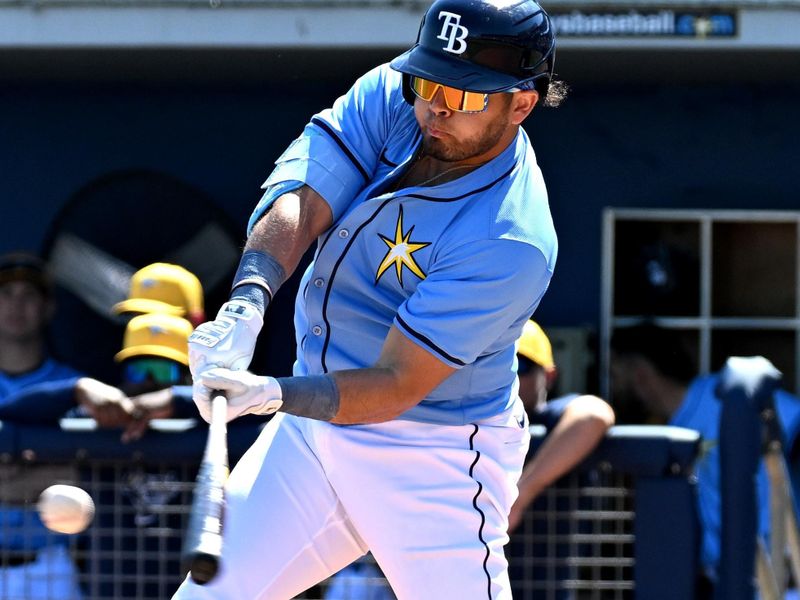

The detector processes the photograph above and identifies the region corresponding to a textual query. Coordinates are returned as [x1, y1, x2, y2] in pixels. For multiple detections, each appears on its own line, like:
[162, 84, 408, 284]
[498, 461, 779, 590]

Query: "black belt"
[1, 551, 38, 567]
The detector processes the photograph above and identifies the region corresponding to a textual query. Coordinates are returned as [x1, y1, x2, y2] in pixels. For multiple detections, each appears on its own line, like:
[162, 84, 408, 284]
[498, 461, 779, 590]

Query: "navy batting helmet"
[390, 0, 556, 99]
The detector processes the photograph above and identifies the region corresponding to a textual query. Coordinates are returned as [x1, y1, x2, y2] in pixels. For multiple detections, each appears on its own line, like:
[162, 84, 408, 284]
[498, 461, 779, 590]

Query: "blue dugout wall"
[2, 55, 800, 332]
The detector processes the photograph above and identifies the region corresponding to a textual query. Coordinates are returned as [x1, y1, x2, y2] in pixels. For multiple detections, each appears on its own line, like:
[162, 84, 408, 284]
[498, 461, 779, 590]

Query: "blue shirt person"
[0, 252, 81, 401]
[610, 324, 800, 591]
[0, 251, 84, 599]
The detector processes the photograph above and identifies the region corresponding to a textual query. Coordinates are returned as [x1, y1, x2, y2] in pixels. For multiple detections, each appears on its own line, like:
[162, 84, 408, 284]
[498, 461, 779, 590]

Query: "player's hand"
[187, 300, 264, 376]
[507, 498, 525, 533]
[74, 377, 137, 428]
[121, 388, 177, 443]
[193, 367, 283, 423]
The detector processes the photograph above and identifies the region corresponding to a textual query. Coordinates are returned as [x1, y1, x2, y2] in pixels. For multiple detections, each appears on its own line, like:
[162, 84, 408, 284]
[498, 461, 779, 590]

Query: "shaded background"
[1, 45, 799, 387]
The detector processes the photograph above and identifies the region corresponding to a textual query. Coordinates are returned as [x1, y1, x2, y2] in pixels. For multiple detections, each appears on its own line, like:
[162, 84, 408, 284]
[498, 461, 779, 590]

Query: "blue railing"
[0, 421, 699, 599]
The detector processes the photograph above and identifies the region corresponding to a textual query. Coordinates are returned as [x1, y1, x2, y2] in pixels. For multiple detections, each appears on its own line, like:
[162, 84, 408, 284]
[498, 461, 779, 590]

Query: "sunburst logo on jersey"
[375, 206, 430, 286]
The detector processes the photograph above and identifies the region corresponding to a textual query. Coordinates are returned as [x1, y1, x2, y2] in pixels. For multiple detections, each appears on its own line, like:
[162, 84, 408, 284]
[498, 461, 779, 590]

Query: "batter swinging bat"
[181, 392, 229, 584]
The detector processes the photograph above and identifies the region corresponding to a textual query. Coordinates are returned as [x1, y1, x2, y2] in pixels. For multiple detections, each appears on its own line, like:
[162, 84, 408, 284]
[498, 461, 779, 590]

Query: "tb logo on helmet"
[437, 11, 469, 54]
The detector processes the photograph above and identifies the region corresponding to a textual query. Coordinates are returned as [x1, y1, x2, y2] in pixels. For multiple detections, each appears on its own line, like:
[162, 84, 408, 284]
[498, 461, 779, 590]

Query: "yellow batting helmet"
[113, 263, 204, 325]
[114, 313, 193, 366]
[517, 320, 555, 371]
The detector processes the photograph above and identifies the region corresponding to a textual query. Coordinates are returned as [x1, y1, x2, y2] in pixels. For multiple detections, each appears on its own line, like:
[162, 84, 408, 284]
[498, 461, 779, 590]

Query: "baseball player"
[173, 0, 562, 597]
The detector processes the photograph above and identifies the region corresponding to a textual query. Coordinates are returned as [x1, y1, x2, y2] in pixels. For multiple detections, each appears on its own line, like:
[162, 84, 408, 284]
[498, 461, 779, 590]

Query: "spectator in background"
[508, 320, 615, 531]
[610, 324, 800, 595]
[0, 312, 201, 596]
[108, 261, 206, 436]
[0, 260, 212, 439]
[0, 257, 207, 599]
[112, 262, 206, 327]
[0, 313, 201, 440]
[506, 321, 613, 600]
[0, 252, 81, 400]
[109, 311, 199, 439]
[0, 252, 85, 599]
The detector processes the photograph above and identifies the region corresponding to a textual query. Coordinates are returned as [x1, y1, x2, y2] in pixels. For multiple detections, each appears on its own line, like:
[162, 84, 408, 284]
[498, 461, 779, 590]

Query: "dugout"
[0, 419, 700, 599]
[0, 0, 799, 389]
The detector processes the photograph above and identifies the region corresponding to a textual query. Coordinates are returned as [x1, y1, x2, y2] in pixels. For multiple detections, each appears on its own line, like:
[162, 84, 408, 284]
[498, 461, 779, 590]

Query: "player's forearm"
[233, 326, 453, 424]
[327, 367, 428, 424]
[516, 397, 615, 503]
[229, 187, 333, 316]
[246, 185, 333, 280]
[0, 377, 80, 423]
[323, 326, 455, 424]
[275, 367, 429, 425]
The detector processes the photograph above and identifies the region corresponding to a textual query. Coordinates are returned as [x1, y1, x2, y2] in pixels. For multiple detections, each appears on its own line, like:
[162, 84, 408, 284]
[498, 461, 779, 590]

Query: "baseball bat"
[181, 392, 229, 585]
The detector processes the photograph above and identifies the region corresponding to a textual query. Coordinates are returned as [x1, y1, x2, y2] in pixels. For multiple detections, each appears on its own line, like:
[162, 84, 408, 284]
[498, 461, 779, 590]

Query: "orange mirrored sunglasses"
[410, 77, 489, 113]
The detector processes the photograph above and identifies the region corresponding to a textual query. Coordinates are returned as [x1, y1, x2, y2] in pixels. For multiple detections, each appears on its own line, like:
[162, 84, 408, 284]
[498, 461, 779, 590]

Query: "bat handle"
[206, 393, 228, 455]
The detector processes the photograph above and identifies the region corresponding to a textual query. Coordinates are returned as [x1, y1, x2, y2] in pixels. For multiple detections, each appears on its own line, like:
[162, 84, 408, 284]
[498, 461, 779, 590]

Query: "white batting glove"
[188, 300, 264, 376]
[193, 367, 283, 423]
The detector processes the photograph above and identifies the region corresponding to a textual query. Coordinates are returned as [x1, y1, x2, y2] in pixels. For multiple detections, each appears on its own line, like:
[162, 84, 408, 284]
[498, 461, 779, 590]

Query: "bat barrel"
[181, 392, 229, 585]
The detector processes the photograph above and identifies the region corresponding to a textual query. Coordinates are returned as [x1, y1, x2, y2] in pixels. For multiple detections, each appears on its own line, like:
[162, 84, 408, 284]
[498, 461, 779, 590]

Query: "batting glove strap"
[275, 375, 340, 422]
[230, 250, 286, 315]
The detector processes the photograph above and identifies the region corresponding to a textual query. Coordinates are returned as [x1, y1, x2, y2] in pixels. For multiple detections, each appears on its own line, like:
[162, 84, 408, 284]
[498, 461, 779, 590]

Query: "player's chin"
[422, 136, 465, 162]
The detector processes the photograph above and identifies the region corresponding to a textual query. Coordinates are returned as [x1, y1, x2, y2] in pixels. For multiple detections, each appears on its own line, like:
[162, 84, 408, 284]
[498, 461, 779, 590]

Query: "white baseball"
[37, 484, 95, 534]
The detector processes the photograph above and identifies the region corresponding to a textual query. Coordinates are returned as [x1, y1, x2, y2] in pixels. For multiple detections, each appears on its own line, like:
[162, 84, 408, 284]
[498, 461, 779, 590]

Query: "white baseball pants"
[173, 407, 529, 600]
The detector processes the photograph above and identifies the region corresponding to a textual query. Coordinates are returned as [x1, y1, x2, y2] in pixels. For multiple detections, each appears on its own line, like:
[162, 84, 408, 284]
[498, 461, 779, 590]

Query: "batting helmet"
[390, 0, 556, 99]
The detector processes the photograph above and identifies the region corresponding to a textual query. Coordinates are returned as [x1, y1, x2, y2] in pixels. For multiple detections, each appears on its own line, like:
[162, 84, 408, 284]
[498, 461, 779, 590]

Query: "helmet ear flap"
[401, 74, 417, 107]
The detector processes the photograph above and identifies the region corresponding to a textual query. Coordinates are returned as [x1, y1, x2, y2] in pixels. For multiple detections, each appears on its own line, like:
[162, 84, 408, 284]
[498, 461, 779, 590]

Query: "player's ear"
[545, 366, 558, 391]
[510, 91, 539, 125]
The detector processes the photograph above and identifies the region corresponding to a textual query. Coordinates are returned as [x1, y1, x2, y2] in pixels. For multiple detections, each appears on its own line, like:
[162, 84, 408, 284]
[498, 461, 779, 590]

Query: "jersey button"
[338, 229, 350, 239]
[313, 278, 325, 288]
[312, 325, 323, 336]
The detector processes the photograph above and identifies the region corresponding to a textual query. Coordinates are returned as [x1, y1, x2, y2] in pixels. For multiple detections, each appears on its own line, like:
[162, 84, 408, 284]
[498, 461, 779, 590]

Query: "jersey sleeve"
[530, 394, 581, 429]
[0, 377, 80, 423]
[249, 64, 403, 229]
[776, 389, 800, 451]
[394, 239, 554, 368]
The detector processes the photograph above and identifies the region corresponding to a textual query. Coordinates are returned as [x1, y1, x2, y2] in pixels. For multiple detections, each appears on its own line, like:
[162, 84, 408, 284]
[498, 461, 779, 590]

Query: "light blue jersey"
[250, 64, 557, 425]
